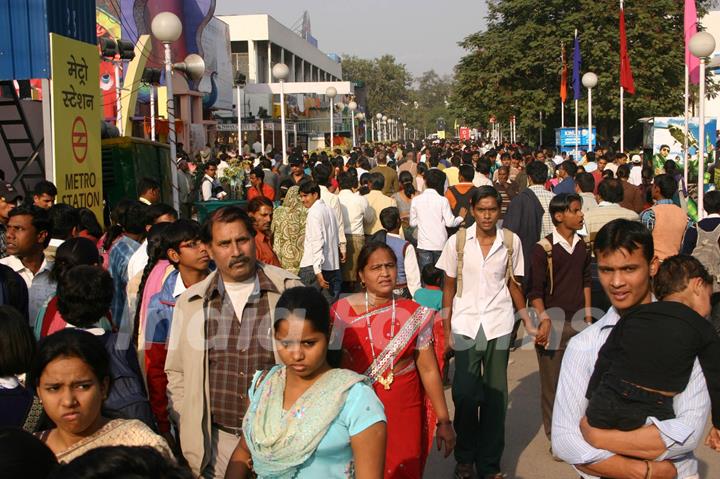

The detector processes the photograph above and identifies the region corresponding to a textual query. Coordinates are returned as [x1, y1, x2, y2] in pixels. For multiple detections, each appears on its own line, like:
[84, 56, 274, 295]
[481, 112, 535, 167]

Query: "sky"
[215, 0, 488, 77]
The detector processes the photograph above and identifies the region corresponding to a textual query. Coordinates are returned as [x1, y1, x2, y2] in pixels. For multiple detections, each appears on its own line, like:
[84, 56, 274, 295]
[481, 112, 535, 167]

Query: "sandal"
[454, 463, 475, 479]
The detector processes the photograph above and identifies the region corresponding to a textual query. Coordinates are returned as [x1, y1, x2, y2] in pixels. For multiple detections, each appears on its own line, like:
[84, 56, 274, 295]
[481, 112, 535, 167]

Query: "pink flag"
[685, 0, 700, 84]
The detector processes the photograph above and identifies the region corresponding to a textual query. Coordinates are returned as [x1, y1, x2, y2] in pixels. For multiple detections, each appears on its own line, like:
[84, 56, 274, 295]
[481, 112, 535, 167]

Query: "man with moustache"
[165, 206, 302, 478]
[552, 219, 711, 479]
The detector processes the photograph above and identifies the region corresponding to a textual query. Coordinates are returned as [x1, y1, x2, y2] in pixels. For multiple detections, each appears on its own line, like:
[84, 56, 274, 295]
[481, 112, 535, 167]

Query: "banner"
[49, 33, 103, 219]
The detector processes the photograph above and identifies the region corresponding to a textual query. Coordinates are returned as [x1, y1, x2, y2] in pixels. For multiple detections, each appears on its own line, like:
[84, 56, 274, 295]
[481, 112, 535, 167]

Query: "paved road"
[425, 347, 719, 478]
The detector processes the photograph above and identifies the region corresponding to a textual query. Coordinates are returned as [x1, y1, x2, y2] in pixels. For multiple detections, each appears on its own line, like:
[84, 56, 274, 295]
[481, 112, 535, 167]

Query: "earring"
[360, 280, 366, 289]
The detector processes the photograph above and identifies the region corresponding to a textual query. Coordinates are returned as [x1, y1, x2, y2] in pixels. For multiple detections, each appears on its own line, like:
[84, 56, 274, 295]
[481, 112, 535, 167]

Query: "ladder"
[0, 80, 45, 195]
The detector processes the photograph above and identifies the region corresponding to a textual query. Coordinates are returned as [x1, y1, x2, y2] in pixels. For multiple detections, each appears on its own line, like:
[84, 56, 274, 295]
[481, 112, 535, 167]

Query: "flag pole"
[574, 29, 579, 160]
[620, 1, 624, 153]
[562, 100, 565, 128]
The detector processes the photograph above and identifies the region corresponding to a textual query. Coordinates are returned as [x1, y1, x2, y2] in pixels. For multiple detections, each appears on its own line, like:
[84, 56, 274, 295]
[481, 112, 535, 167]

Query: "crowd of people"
[0, 138, 719, 479]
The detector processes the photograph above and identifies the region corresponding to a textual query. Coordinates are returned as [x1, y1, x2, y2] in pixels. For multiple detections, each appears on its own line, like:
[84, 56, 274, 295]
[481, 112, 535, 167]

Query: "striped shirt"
[528, 185, 555, 238]
[552, 307, 710, 479]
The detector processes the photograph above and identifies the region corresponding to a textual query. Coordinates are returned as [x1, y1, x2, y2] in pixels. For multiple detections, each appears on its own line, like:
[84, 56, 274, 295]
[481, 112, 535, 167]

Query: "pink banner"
[685, 0, 700, 85]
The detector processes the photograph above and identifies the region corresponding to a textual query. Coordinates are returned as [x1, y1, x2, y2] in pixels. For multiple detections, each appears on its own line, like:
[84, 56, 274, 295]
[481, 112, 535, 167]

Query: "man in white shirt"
[436, 185, 528, 479]
[409, 169, 464, 273]
[201, 162, 226, 201]
[629, 154, 643, 186]
[0, 206, 53, 326]
[252, 139, 263, 155]
[337, 172, 374, 289]
[575, 172, 599, 214]
[552, 219, 709, 479]
[298, 180, 343, 302]
[473, 157, 494, 187]
[312, 163, 347, 260]
[584, 179, 640, 237]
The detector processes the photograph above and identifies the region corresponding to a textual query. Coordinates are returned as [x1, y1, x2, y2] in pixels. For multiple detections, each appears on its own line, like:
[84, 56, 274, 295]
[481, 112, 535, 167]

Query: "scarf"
[243, 365, 365, 478]
[271, 186, 307, 275]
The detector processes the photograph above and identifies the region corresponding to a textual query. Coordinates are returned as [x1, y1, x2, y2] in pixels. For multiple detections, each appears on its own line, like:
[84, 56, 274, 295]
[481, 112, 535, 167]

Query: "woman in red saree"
[330, 242, 455, 478]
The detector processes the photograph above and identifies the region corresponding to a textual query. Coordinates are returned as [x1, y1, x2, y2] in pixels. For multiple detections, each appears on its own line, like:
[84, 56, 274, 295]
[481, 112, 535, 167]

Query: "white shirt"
[552, 307, 709, 479]
[173, 275, 188, 298]
[252, 141, 263, 154]
[224, 276, 258, 319]
[387, 232, 422, 296]
[337, 189, 375, 235]
[436, 226, 524, 340]
[320, 185, 346, 252]
[355, 167, 368, 181]
[551, 227, 581, 255]
[472, 172, 493, 188]
[0, 255, 50, 288]
[629, 164, 643, 186]
[300, 199, 340, 274]
[604, 162, 619, 175]
[201, 175, 215, 201]
[409, 189, 463, 251]
[127, 239, 149, 281]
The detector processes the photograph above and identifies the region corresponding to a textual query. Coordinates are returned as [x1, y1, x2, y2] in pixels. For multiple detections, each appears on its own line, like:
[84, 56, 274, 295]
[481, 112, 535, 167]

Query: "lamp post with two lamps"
[690, 31, 716, 218]
[272, 63, 290, 164]
[375, 113, 382, 142]
[151, 12, 206, 211]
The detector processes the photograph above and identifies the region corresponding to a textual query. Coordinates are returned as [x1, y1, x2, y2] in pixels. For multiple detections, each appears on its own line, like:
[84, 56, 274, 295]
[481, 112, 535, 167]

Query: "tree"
[450, 0, 713, 148]
[341, 54, 413, 120]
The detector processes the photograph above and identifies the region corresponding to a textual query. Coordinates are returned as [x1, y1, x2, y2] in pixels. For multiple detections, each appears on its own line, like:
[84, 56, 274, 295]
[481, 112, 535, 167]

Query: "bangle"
[644, 460, 652, 479]
[436, 420, 452, 427]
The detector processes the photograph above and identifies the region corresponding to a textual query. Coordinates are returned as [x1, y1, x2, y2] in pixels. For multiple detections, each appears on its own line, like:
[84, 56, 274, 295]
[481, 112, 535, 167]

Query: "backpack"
[537, 234, 592, 295]
[455, 227, 519, 298]
[691, 223, 720, 293]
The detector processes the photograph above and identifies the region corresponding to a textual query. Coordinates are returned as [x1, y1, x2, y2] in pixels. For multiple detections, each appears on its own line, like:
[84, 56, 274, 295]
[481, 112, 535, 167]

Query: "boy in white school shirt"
[436, 185, 532, 479]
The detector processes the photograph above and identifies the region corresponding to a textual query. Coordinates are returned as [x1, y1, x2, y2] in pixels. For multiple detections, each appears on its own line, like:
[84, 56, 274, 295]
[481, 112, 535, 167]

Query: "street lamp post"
[690, 31, 716, 219]
[235, 72, 246, 154]
[582, 72, 598, 153]
[273, 63, 290, 164]
[376, 113, 382, 142]
[348, 101, 358, 147]
[326, 86, 337, 148]
[382, 115, 388, 142]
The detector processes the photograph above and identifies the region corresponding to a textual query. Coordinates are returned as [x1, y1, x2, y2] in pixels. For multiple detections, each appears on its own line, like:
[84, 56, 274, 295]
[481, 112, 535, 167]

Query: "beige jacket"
[164, 264, 302, 475]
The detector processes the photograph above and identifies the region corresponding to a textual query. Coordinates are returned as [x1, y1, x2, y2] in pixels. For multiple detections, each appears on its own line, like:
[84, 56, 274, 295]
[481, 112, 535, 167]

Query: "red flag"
[560, 44, 568, 103]
[620, 8, 635, 94]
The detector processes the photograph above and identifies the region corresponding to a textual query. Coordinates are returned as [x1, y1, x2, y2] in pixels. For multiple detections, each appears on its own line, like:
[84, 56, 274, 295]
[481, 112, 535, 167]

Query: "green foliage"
[450, 0, 714, 147]
[341, 56, 457, 135]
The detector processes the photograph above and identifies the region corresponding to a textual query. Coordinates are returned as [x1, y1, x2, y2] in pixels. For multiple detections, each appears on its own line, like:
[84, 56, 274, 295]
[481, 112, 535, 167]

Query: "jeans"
[299, 266, 342, 304]
[416, 249, 442, 280]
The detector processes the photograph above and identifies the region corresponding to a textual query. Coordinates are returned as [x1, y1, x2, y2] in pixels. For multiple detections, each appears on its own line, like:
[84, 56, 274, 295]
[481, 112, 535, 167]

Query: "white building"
[218, 14, 342, 120]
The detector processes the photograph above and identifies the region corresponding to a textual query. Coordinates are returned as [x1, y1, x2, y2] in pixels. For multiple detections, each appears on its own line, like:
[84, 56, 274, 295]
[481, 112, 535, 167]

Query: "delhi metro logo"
[72, 116, 88, 164]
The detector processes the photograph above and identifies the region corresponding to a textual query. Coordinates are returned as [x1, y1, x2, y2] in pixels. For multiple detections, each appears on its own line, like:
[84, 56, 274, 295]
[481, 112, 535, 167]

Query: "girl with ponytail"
[131, 223, 172, 350]
[393, 170, 418, 240]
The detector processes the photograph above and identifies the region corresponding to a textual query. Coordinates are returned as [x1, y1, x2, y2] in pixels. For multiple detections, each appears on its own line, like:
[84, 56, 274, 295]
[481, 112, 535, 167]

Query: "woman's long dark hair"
[102, 199, 134, 251]
[399, 170, 415, 197]
[132, 223, 171, 347]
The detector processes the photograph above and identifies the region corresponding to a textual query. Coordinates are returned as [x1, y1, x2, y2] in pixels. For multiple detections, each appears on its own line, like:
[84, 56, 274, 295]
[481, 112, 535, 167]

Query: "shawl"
[243, 366, 365, 478]
[39, 418, 171, 463]
[271, 186, 307, 275]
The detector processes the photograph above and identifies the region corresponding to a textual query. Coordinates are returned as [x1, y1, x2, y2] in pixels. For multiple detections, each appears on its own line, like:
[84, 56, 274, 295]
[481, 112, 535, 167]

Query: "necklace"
[365, 291, 396, 390]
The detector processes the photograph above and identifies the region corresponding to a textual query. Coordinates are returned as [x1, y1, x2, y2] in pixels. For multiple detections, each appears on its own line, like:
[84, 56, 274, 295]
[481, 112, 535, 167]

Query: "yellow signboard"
[49, 33, 103, 219]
